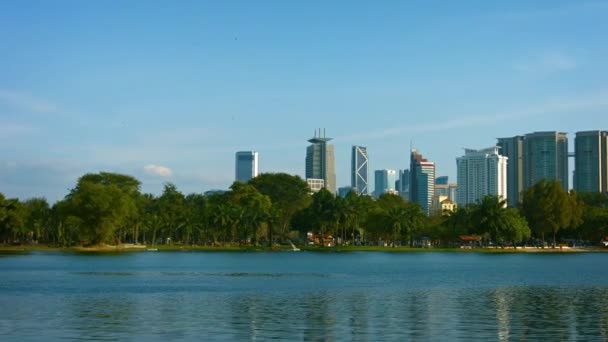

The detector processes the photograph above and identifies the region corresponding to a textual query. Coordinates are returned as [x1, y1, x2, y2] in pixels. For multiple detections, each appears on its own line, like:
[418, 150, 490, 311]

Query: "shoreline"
[1, 244, 607, 254]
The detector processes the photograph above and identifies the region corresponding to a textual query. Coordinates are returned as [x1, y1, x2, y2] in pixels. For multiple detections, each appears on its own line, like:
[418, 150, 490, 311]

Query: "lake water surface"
[1, 251, 608, 341]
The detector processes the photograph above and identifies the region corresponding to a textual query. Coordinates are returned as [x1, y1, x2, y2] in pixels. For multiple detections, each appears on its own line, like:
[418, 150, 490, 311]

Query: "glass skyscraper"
[306, 129, 336, 194]
[351, 145, 369, 195]
[523, 131, 568, 191]
[574, 131, 608, 193]
[497, 136, 524, 207]
[374, 169, 397, 197]
[235, 151, 259, 183]
[409, 149, 435, 215]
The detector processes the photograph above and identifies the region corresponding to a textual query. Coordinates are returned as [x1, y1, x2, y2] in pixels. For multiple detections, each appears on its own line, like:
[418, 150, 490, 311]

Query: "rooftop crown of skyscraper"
[308, 128, 332, 144]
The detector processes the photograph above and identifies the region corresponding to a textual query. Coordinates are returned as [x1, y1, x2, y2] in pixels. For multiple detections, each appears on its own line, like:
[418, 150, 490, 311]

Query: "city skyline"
[2, 1, 608, 202]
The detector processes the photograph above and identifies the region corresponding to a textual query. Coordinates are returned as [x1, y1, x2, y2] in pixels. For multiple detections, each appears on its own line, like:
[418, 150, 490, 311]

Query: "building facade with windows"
[374, 169, 397, 198]
[409, 149, 435, 215]
[456, 146, 508, 206]
[497, 136, 524, 207]
[351, 145, 369, 195]
[574, 130, 608, 193]
[306, 130, 336, 194]
[523, 131, 568, 191]
[235, 151, 259, 183]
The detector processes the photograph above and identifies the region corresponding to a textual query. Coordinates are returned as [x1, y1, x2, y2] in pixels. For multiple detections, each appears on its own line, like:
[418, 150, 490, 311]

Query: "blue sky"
[1, 1, 608, 202]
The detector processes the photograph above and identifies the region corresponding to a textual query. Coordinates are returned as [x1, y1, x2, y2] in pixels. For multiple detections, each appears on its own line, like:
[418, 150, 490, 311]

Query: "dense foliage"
[1, 174, 606, 248]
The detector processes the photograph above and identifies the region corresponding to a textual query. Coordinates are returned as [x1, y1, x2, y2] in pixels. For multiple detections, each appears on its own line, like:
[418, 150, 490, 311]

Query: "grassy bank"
[2, 244, 607, 253]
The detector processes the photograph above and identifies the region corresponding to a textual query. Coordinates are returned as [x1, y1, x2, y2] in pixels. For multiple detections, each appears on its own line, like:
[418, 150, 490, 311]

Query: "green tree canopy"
[249, 173, 311, 244]
[522, 180, 581, 246]
[61, 172, 141, 245]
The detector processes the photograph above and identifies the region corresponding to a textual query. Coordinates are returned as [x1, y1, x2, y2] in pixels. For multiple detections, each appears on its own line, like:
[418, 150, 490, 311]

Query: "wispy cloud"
[0, 122, 33, 139]
[513, 52, 578, 74]
[143, 164, 173, 177]
[0, 89, 56, 113]
[338, 89, 608, 142]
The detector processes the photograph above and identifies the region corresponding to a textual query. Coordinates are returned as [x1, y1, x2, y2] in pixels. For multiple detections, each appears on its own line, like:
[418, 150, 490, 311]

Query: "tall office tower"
[497, 136, 524, 207]
[235, 151, 259, 183]
[456, 146, 508, 206]
[574, 131, 608, 193]
[409, 149, 435, 215]
[351, 146, 369, 195]
[306, 129, 336, 194]
[374, 169, 397, 197]
[396, 169, 410, 200]
[523, 131, 568, 191]
[435, 176, 448, 185]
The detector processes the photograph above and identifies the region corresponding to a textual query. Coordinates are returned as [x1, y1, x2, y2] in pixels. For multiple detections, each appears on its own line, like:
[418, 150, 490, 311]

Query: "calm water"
[2, 251, 608, 341]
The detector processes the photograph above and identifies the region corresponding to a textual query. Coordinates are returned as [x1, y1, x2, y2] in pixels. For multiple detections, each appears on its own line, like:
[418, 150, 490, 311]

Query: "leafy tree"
[364, 194, 425, 246]
[0, 194, 28, 244]
[521, 180, 578, 246]
[61, 172, 140, 245]
[227, 182, 272, 245]
[307, 188, 337, 246]
[500, 208, 531, 245]
[184, 193, 209, 245]
[24, 197, 51, 243]
[249, 173, 311, 245]
[157, 183, 186, 244]
[578, 206, 608, 243]
[471, 196, 508, 245]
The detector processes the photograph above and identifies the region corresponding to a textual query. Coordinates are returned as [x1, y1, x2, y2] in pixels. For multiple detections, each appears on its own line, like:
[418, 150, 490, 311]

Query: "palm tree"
[473, 196, 508, 247]
[386, 207, 407, 247]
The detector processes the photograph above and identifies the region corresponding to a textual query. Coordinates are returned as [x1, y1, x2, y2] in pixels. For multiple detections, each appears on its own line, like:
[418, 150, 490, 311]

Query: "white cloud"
[0, 89, 56, 113]
[143, 164, 173, 177]
[512, 52, 578, 74]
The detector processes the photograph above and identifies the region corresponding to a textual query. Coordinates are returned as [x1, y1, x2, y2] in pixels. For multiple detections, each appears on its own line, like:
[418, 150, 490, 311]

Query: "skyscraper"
[456, 146, 508, 206]
[523, 131, 568, 191]
[235, 151, 259, 183]
[306, 129, 336, 194]
[409, 149, 435, 215]
[396, 169, 410, 200]
[374, 169, 397, 197]
[574, 130, 608, 193]
[351, 146, 369, 195]
[497, 136, 524, 207]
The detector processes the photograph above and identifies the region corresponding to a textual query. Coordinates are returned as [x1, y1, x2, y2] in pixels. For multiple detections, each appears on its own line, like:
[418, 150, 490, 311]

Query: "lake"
[1, 251, 608, 341]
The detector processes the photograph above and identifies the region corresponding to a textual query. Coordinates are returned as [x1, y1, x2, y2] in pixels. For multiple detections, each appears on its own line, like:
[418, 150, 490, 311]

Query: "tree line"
[1, 172, 607, 248]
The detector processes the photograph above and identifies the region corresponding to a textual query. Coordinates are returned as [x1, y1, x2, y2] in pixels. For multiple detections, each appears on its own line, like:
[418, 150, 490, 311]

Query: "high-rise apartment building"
[523, 131, 568, 191]
[456, 146, 508, 206]
[497, 136, 524, 207]
[306, 129, 336, 194]
[351, 146, 369, 195]
[235, 151, 259, 183]
[574, 131, 608, 193]
[374, 169, 397, 197]
[409, 150, 435, 215]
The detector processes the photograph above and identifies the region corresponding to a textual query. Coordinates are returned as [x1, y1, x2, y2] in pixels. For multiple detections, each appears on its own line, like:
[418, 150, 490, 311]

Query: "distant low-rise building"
[431, 195, 456, 215]
[307, 178, 325, 194]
